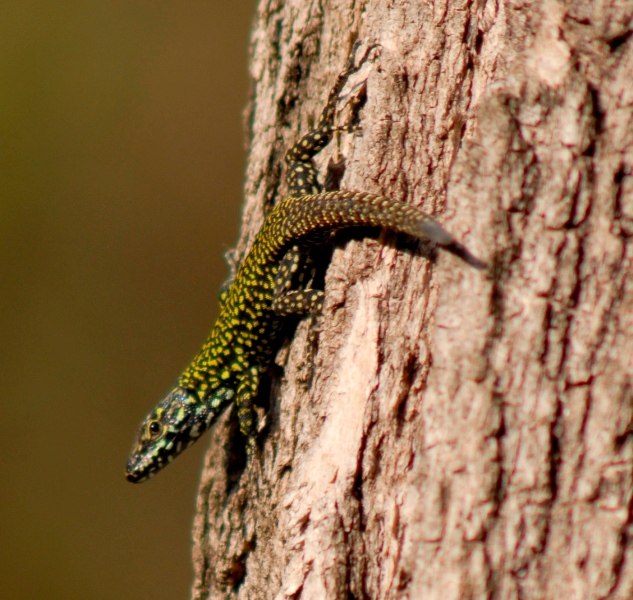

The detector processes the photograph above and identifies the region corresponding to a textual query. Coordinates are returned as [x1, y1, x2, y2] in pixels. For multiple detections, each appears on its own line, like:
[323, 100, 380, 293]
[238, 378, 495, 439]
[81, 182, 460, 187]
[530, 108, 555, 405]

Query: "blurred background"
[1, 2, 256, 598]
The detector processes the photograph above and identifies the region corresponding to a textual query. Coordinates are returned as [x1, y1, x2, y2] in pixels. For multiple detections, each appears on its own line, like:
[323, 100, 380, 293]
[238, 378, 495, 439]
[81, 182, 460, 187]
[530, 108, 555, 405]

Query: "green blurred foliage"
[0, 2, 255, 598]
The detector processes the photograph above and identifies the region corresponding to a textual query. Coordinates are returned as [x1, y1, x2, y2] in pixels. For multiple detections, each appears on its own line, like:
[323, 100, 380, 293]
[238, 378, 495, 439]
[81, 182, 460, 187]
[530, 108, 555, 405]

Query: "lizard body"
[126, 45, 485, 483]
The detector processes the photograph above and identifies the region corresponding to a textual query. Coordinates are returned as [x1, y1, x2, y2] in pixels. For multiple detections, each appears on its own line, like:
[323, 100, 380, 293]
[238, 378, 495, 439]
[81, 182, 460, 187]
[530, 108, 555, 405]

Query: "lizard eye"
[147, 420, 163, 439]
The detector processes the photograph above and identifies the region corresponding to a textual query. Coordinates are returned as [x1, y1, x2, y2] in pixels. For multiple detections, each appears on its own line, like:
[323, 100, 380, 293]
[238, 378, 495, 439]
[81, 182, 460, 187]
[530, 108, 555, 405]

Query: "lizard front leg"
[235, 366, 260, 439]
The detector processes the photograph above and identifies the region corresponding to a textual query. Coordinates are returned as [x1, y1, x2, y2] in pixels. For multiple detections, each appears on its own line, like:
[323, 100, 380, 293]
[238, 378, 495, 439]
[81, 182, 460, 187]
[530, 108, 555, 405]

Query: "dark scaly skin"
[126, 46, 486, 483]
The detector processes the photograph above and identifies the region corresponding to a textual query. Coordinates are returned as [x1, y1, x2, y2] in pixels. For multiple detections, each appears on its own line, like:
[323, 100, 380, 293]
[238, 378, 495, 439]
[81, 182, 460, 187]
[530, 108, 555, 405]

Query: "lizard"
[126, 44, 486, 483]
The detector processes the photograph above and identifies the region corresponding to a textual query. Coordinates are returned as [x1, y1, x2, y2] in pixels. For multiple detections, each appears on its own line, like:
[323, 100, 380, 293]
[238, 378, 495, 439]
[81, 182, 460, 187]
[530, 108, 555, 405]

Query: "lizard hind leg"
[273, 288, 324, 316]
[272, 245, 324, 316]
[285, 40, 364, 199]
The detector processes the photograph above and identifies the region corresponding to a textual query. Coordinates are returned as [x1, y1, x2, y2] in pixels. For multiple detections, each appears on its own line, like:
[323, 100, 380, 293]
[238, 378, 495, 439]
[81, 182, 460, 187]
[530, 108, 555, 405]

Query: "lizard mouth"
[125, 469, 150, 484]
[125, 458, 155, 483]
[125, 447, 163, 483]
[125, 430, 199, 483]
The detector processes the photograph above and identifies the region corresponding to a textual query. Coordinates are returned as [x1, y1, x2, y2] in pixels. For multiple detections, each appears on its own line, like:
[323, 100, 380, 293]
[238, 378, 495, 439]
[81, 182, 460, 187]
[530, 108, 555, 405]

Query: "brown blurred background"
[1, 2, 256, 598]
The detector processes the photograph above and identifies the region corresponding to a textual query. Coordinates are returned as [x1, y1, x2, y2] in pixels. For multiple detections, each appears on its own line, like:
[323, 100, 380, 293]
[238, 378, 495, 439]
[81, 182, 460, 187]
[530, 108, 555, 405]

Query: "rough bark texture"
[191, 1, 633, 598]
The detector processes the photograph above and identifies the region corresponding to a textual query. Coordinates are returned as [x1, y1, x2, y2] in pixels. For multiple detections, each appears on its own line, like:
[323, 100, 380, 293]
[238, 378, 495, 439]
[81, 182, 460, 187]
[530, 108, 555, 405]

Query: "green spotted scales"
[126, 45, 486, 483]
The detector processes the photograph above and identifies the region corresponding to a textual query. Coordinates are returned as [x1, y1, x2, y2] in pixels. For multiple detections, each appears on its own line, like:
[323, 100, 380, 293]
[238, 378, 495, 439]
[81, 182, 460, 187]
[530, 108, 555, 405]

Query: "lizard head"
[125, 386, 234, 483]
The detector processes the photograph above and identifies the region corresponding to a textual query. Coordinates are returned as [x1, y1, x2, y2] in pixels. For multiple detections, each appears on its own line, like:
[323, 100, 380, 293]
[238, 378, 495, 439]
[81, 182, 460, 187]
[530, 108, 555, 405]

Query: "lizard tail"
[275, 191, 487, 270]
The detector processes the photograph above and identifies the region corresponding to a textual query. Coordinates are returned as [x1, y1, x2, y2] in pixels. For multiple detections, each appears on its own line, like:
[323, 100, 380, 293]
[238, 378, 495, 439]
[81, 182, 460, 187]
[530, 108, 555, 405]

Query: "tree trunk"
[191, 1, 633, 598]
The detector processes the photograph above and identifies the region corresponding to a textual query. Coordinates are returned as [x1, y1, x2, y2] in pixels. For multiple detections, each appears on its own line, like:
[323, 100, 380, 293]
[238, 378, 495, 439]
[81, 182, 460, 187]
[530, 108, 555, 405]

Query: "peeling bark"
[192, 1, 633, 598]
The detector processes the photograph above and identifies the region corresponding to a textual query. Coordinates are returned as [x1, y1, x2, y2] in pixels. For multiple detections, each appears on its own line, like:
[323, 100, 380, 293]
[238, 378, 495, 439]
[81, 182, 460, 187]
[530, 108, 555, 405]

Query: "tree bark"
[192, 1, 633, 598]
